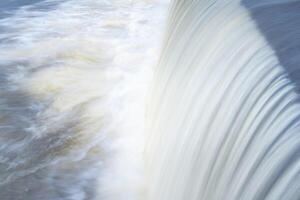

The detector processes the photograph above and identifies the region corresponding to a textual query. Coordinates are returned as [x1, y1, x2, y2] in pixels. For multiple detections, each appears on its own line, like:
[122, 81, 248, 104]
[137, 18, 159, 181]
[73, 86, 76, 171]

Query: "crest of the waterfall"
[145, 0, 300, 200]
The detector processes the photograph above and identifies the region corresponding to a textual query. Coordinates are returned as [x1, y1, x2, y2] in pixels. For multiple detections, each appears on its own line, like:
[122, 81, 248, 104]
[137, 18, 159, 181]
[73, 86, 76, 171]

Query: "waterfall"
[145, 0, 300, 200]
[1, 0, 300, 199]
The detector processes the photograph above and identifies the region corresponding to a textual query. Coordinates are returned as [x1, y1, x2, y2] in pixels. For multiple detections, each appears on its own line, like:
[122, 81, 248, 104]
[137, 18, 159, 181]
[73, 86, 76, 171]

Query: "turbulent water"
[145, 0, 300, 200]
[2, 0, 300, 200]
[0, 0, 169, 199]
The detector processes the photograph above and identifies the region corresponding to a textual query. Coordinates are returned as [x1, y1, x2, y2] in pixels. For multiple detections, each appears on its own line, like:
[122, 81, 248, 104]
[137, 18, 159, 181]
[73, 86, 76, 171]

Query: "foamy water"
[0, 1, 169, 199]
[3, 1, 300, 200]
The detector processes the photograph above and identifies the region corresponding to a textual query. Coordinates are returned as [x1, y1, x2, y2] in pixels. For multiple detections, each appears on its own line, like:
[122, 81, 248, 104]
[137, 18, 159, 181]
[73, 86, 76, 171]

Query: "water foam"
[0, 0, 169, 199]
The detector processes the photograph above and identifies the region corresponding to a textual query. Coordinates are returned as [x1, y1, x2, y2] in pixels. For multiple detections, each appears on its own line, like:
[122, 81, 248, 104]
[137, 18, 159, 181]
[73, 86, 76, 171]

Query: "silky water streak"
[145, 0, 300, 200]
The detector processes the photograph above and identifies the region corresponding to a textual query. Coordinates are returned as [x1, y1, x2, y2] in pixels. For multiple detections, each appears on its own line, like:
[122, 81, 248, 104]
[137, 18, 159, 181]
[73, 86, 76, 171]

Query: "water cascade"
[145, 0, 300, 200]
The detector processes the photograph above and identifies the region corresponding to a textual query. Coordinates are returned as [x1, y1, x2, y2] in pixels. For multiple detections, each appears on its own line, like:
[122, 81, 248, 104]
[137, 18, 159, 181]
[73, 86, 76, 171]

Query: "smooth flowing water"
[145, 0, 300, 200]
[2, 0, 300, 200]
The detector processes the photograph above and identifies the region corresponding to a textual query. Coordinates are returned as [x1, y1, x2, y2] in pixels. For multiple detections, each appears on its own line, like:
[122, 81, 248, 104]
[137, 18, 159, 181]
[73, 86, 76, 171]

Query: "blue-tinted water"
[0, 0, 169, 199]
[0, 0, 59, 19]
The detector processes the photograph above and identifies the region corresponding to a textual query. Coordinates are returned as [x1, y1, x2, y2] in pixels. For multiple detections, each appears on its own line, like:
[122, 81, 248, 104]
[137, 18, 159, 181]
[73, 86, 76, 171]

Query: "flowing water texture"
[145, 0, 300, 200]
[0, 0, 169, 199]
[2, 0, 300, 200]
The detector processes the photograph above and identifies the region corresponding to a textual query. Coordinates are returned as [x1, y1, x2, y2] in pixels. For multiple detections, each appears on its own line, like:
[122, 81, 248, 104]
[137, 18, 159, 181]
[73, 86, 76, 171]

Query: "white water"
[145, 0, 300, 200]
[0, 1, 169, 199]
[2, 0, 300, 199]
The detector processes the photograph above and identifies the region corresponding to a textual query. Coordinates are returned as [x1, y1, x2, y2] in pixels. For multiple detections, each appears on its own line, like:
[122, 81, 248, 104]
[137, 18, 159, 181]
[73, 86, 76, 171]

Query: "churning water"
[0, 0, 169, 199]
[2, 0, 300, 200]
